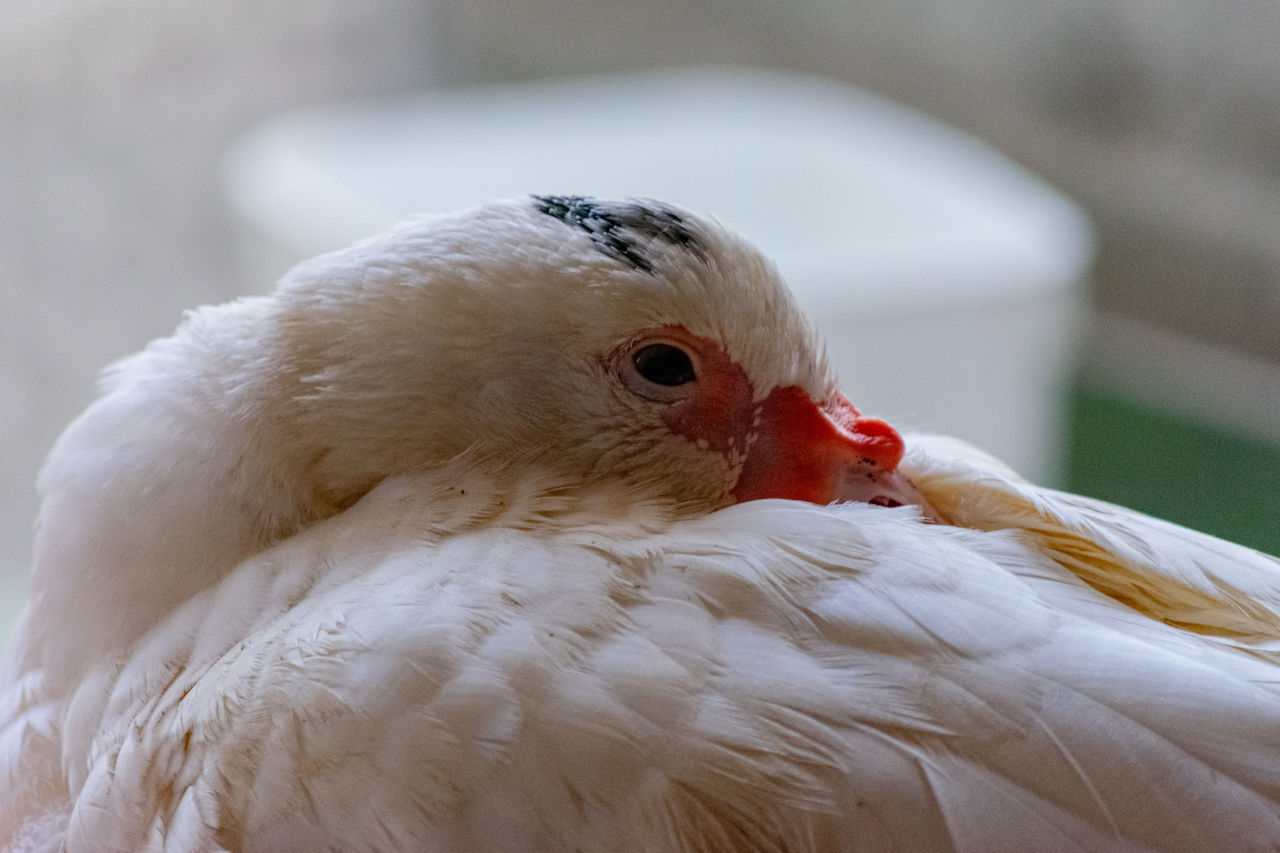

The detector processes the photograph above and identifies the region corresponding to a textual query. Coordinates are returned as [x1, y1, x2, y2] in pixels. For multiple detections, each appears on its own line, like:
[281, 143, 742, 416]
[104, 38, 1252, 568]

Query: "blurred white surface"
[226, 67, 1093, 484]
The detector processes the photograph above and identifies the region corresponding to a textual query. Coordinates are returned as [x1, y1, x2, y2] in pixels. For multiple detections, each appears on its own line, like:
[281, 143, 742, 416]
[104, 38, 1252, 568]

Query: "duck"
[3, 195, 1279, 852]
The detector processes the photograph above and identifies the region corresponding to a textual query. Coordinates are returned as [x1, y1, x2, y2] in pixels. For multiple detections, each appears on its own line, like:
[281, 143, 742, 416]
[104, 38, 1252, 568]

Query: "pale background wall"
[5, 0, 1279, 630]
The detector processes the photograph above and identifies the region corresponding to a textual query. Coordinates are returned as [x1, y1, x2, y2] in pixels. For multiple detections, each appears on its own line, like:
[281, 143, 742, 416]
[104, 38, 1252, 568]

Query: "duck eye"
[633, 344, 696, 386]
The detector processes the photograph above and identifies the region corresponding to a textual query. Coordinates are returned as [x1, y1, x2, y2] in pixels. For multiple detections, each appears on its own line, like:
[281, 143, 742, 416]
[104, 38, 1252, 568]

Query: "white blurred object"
[223, 66, 1092, 485]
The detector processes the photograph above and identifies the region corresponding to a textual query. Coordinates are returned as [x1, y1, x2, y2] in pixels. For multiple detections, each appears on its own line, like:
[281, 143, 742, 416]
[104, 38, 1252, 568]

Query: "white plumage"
[3, 197, 1279, 852]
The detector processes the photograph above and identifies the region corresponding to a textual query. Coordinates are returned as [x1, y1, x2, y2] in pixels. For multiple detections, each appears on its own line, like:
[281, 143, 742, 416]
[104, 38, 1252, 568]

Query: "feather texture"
[4, 198, 1280, 851]
[906, 434, 1280, 644]
[8, 464, 1280, 850]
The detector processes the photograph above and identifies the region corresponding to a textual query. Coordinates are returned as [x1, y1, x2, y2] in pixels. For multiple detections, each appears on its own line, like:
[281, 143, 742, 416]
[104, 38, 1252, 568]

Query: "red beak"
[731, 386, 910, 506]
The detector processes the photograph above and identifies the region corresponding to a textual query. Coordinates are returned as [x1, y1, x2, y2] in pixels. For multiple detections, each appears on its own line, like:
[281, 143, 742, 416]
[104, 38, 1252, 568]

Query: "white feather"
[4, 198, 1279, 851]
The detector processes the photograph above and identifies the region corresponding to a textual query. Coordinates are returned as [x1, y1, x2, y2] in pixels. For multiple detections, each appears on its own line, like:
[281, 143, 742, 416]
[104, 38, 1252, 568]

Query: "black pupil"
[633, 344, 696, 386]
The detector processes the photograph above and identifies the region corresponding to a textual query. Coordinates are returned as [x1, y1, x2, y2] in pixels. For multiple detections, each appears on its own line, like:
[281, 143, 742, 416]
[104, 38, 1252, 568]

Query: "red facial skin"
[615, 325, 909, 507]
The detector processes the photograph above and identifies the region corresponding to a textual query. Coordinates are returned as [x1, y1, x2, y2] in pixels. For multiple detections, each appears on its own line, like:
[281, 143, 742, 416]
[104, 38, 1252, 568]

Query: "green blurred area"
[1067, 384, 1280, 557]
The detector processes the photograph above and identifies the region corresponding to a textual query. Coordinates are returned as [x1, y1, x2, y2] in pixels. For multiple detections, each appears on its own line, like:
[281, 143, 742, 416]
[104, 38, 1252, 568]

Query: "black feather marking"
[532, 195, 706, 274]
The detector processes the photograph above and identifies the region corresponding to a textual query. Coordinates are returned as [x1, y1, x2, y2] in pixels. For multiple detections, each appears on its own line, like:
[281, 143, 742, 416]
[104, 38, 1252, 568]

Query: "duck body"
[4, 197, 1280, 852]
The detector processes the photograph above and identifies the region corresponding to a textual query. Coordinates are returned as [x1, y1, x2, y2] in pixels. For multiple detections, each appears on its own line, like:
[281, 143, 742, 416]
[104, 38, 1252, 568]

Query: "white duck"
[3, 196, 1280, 852]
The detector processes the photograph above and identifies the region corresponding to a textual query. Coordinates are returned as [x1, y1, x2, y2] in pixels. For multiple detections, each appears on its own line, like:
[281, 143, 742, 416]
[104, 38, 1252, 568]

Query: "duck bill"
[732, 386, 933, 516]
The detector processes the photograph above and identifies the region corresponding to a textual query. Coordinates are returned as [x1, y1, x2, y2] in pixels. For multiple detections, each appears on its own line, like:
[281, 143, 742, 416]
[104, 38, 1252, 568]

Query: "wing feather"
[8, 468, 1280, 850]
[906, 433, 1280, 644]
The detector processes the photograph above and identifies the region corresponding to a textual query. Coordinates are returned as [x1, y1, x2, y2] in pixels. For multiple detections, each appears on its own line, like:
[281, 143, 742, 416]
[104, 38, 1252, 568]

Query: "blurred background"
[4, 0, 1280, 637]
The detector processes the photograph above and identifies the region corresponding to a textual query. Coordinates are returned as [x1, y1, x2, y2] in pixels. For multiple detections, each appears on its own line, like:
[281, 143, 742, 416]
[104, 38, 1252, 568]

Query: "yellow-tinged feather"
[907, 433, 1280, 644]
